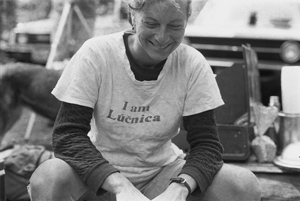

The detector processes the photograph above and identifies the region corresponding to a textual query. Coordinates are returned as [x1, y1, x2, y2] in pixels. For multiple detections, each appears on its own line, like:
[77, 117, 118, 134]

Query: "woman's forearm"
[52, 102, 119, 195]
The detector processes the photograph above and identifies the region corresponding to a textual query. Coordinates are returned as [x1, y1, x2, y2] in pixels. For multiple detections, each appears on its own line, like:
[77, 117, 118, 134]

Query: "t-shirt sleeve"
[52, 39, 102, 108]
[183, 51, 224, 116]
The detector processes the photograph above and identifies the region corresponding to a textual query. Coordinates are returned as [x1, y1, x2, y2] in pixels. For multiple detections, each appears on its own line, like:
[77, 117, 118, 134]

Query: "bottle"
[269, 96, 280, 132]
[0, 159, 6, 201]
[267, 96, 280, 150]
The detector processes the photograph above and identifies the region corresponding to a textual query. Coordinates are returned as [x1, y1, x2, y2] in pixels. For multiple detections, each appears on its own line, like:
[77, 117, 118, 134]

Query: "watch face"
[171, 177, 185, 183]
[170, 177, 191, 195]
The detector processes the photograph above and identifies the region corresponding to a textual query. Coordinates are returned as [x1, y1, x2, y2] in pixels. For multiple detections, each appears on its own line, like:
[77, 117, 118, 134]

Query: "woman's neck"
[127, 34, 161, 69]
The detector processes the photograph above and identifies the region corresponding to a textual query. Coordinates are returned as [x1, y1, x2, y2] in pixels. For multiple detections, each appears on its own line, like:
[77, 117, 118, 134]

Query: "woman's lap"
[94, 161, 261, 201]
[75, 158, 187, 201]
[28, 158, 261, 201]
[28, 158, 188, 201]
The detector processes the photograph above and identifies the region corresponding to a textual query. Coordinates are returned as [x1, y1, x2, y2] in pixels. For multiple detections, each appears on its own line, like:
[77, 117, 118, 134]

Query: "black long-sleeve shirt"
[52, 102, 223, 195]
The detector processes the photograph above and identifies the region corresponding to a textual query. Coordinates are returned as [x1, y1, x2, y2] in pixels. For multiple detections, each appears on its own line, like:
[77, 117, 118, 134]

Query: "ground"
[1, 108, 53, 150]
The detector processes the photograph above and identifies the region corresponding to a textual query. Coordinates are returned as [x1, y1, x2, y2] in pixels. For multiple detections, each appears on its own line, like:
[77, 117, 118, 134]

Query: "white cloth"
[52, 31, 224, 183]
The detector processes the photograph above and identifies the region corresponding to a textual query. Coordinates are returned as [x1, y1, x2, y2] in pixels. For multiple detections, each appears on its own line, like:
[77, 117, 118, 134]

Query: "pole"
[0, 159, 6, 201]
[25, 2, 72, 140]
[24, 1, 94, 141]
[46, 1, 72, 69]
[73, 4, 93, 37]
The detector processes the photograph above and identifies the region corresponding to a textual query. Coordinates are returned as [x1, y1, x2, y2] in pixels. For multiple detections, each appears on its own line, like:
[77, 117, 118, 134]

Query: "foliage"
[0, 0, 17, 32]
[16, 0, 52, 23]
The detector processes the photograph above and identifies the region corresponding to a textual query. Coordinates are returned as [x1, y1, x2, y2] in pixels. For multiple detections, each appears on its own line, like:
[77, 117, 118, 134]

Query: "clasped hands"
[103, 172, 190, 201]
[116, 183, 189, 201]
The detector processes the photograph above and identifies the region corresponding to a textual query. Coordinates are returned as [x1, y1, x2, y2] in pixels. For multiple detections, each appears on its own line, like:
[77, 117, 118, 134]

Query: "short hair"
[126, 0, 192, 25]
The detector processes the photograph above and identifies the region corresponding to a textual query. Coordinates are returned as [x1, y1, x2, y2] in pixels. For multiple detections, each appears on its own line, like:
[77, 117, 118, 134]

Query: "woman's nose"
[154, 26, 169, 43]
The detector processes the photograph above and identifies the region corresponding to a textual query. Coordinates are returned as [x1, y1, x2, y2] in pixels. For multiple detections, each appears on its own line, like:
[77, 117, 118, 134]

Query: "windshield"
[193, 0, 300, 29]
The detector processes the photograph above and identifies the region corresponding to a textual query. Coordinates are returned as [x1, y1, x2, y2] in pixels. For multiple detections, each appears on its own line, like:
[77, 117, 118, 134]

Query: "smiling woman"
[126, 0, 190, 67]
[28, 1, 261, 201]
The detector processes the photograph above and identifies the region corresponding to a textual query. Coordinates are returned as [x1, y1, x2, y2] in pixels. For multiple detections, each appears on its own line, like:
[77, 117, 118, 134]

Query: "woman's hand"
[151, 182, 189, 201]
[102, 172, 150, 201]
[116, 187, 150, 201]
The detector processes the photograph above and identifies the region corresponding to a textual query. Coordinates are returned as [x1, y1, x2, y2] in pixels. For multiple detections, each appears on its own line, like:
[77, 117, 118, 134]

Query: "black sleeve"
[180, 109, 224, 195]
[52, 102, 119, 195]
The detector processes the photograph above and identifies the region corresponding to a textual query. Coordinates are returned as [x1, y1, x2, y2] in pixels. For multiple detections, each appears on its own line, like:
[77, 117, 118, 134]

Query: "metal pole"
[0, 159, 6, 201]
[46, 2, 72, 69]
[73, 4, 93, 37]
[25, 2, 72, 141]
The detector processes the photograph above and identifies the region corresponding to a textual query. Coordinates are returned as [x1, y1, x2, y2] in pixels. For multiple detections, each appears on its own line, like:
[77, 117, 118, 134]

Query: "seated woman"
[28, 0, 262, 200]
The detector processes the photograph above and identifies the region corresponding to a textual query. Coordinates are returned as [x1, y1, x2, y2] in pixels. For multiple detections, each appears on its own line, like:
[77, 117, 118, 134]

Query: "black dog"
[0, 62, 62, 143]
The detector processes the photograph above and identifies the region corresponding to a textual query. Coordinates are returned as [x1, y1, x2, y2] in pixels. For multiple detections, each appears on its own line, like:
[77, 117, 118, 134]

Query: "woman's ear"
[131, 14, 136, 27]
[131, 14, 136, 30]
[127, 10, 132, 26]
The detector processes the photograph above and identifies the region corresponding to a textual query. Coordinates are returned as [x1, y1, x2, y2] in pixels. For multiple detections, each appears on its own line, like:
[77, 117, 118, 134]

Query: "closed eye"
[144, 21, 158, 28]
[168, 24, 182, 29]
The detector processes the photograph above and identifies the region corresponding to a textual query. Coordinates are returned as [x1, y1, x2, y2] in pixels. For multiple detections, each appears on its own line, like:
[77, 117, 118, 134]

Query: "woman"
[28, 0, 261, 200]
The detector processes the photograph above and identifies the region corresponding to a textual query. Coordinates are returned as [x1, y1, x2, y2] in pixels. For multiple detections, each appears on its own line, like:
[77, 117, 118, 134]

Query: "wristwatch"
[170, 177, 191, 196]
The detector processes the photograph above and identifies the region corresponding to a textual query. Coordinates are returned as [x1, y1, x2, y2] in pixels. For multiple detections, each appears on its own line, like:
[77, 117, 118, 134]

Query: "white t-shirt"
[52, 31, 224, 183]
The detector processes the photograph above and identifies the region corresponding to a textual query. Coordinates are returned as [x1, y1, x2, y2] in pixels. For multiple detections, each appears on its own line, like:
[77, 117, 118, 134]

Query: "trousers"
[28, 157, 261, 201]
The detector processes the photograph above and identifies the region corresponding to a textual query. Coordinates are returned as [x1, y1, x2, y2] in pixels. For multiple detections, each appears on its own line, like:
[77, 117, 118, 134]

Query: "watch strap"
[170, 177, 192, 196]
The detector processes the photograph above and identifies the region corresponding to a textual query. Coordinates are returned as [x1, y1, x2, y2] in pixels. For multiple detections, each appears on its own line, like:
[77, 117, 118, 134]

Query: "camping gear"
[215, 63, 255, 161]
[281, 66, 300, 114]
[1, 144, 53, 201]
[277, 113, 300, 155]
[273, 141, 300, 172]
[250, 104, 278, 163]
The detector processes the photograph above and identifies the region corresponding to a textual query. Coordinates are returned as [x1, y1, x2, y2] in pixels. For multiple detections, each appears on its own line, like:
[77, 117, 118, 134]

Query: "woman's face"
[132, 0, 188, 67]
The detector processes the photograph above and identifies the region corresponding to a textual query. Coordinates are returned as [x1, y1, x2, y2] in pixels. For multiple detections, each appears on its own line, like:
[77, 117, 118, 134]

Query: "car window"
[194, 0, 300, 29]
